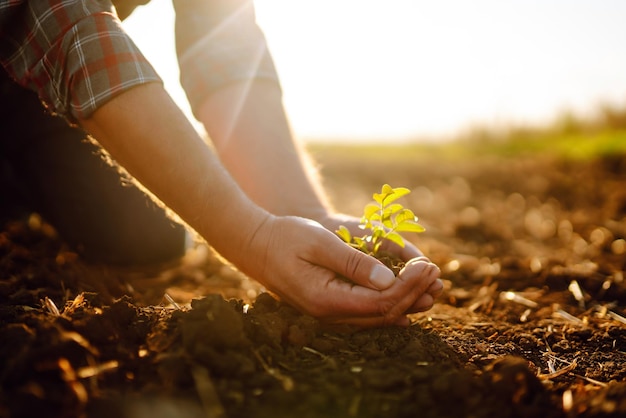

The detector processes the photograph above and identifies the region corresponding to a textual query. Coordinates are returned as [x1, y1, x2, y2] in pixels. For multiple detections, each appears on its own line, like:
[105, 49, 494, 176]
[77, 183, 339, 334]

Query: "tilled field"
[1, 149, 626, 418]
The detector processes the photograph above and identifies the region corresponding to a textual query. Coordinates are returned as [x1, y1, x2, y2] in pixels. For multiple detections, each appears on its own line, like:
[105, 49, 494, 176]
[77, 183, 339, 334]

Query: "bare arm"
[198, 80, 330, 220]
[79, 82, 440, 327]
[79, 82, 269, 271]
[198, 80, 423, 260]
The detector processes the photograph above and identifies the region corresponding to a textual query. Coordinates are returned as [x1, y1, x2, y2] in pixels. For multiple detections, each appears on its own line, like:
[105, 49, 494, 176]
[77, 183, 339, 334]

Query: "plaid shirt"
[0, 0, 279, 122]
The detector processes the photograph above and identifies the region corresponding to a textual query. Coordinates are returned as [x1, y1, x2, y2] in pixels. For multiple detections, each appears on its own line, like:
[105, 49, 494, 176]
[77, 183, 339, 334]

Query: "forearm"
[79, 83, 269, 267]
[198, 80, 331, 220]
[76, 81, 438, 327]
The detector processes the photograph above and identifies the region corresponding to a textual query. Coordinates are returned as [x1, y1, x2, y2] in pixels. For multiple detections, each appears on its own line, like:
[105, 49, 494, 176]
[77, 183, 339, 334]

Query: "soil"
[2, 150, 626, 418]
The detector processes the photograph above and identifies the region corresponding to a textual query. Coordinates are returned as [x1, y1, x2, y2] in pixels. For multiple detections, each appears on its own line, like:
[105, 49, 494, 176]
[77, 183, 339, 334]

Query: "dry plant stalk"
[253, 349, 294, 392]
[500, 291, 538, 308]
[164, 293, 181, 310]
[43, 296, 61, 316]
[568, 280, 586, 309]
[537, 358, 578, 380]
[76, 360, 119, 379]
[191, 363, 227, 418]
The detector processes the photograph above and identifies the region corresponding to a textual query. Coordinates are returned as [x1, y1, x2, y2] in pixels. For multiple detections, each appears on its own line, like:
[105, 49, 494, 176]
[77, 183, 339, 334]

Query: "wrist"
[195, 190, 272, 267]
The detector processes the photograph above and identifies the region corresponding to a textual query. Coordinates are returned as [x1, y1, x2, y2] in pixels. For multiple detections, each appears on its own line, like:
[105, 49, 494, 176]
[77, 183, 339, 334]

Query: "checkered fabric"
[173, 0, 281, 117]
[0, 0, 160, 122]
[0, 0, 280, 122]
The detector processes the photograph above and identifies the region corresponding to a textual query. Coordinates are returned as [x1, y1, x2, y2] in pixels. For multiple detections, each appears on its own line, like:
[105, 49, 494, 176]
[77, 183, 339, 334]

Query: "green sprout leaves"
[336, 184, 425, 256]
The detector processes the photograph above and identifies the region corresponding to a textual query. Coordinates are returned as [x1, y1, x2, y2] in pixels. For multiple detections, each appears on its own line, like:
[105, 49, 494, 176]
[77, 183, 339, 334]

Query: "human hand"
[240, 215, 441, 328]
[315, 213, 443, 316]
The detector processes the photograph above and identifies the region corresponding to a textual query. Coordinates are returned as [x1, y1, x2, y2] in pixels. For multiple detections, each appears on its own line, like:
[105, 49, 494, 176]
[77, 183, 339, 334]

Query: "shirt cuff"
[55, 12, 162, 121]
[1, 1, 161, 122]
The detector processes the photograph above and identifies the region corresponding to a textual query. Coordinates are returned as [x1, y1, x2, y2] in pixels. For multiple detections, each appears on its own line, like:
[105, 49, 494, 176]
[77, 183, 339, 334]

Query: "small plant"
[336, 184, 425, 257]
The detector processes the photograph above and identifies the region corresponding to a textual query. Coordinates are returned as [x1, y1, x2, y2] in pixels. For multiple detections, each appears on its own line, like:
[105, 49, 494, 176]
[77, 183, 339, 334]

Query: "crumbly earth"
[1, 150, 626, 418]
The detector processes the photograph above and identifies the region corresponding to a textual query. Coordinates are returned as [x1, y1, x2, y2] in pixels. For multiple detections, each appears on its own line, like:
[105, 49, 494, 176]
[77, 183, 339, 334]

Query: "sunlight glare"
[123, 0, 626, 142]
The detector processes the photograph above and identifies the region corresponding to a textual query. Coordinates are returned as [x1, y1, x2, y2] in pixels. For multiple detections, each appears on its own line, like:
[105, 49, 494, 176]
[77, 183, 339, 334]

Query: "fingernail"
[369, 264, 395, 290]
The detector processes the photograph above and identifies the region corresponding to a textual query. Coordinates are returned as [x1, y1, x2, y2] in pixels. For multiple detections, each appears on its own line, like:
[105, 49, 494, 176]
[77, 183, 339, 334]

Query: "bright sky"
[123, 0, 626, 143]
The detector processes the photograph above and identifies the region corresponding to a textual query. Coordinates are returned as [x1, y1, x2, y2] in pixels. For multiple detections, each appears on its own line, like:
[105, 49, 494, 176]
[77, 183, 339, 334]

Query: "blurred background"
[123, 0, 626, 144]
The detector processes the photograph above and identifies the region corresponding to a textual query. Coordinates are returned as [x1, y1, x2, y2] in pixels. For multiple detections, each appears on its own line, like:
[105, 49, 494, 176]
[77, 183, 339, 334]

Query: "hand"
[241, 215, 441, 327]
[77, 83, 441, 326]
[316, 213, 443, 315]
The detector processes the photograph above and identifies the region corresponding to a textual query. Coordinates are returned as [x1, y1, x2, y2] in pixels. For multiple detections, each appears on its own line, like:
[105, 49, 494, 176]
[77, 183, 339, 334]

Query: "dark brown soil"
[2, 150, 626, 418]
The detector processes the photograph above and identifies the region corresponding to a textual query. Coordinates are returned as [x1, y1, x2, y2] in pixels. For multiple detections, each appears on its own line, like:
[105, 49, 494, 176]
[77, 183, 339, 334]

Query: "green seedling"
[336, 184, 425, 257]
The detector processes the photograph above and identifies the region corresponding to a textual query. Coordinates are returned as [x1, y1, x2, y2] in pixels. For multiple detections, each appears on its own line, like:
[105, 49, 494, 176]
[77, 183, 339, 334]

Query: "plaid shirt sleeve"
[173, 0, 281, 117]
[0, 0, 161, 122]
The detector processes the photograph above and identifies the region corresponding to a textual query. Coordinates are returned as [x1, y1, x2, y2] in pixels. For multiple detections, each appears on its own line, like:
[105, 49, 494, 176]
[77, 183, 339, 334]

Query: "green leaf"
[352, 236, 368, 252]
[335, 225, 352, 243]
[393, 209, 425, 233]
[372, 229, 384, 240]
[394, 208, 416, 223]
[382, 217, 394, 229]
[372, 184, 394, 204]
[360, 218, 374, 230]
[363, 203, 380, 221]
[382, 186, 411, 205]
[382, 184, 394, 193]
[382, 203, 404, 218]
[372, 192, 385, 205]
[342, 184, 426, 256]
[395, 221, 425, 233]
[385, 232, 406, 248]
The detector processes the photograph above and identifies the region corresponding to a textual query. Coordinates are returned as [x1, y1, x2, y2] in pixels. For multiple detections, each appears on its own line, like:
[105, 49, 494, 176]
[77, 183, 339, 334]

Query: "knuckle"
[343, 250, 362, 279]
[429, 264, 442, 279]
[378, 299, 402, 325]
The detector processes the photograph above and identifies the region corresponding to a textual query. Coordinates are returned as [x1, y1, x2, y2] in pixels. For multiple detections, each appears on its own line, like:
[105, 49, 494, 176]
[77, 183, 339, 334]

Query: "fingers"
[309, 258, 439, 325]
[322, 277, 442, 327]
[308, 234, 442, 321]
[405, 293, 435, 313]
[313, 232, 396, 291]
[400, 257, 441, 282]
[263, 217, 442, 328]
[427, 278, 444, 299]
